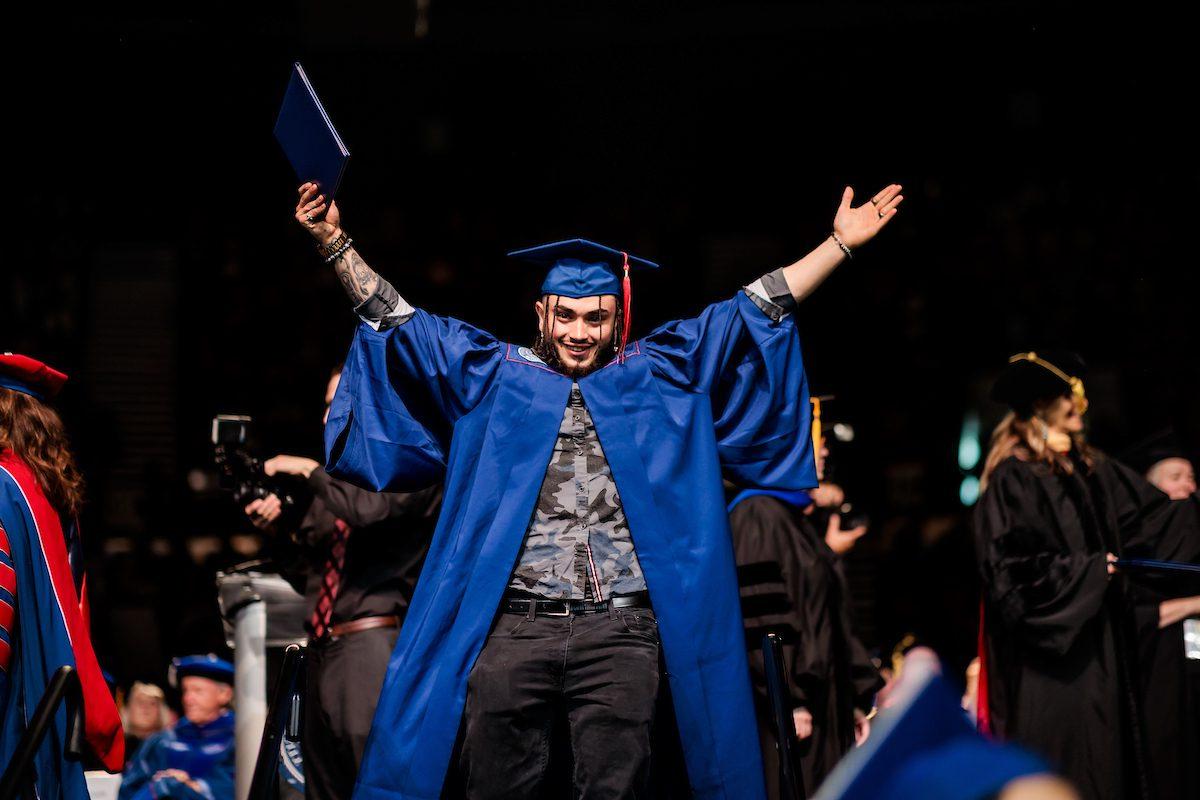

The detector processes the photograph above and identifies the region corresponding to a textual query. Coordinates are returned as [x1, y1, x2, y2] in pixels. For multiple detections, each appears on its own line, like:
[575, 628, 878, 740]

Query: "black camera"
[211, 415, 309, 527]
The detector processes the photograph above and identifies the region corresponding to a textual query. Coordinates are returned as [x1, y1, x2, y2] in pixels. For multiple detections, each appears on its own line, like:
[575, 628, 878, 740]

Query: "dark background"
[4, 1, 1197, 689]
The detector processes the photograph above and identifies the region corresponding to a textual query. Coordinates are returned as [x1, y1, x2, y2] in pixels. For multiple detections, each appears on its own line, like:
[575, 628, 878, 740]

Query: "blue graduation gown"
[326, 290, 817, 799]
[1, 452, 125, 799]
[118, 711, 236, 800]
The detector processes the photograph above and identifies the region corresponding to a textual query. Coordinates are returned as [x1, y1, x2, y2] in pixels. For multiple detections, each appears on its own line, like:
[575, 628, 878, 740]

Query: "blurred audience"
[119, 655, 235, 800]
[120, 681, 174, 763]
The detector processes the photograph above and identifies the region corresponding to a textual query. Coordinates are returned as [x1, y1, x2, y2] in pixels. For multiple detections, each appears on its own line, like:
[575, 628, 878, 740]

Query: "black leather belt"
[502, 590, 651, 617]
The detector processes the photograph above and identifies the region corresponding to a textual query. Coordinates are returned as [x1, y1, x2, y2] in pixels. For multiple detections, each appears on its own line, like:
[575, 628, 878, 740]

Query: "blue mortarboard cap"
[506, 239, 658, 299]
[169, 654, 234, 687]
[508, 239, 659, 363]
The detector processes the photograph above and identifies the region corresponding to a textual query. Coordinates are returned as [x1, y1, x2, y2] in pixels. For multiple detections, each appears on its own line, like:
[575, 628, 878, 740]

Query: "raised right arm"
[294, 183, 412, 329]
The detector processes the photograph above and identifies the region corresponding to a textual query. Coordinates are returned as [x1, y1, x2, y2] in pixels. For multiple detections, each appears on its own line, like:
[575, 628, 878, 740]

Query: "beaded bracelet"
[323, 238, 354, 264]
[831, 232, 853, 260]
[317, 231, 349, 259]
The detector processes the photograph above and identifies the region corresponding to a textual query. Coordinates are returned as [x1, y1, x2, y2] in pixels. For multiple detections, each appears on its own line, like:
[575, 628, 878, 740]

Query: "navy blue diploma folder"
[274, 63, 350, 200]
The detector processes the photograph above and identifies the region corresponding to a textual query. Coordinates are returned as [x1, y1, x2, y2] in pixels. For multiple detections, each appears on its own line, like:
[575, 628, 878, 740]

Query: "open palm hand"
[833, 183, 903, 249]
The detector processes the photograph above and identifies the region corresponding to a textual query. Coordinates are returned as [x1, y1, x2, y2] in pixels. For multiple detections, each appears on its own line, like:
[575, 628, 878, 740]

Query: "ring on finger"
[305, 213, 315, 225]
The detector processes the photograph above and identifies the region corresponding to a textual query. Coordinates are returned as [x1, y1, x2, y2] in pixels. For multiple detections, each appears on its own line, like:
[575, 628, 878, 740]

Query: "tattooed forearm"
[329, 242, 414, 329]
[334, 248, 381, 305]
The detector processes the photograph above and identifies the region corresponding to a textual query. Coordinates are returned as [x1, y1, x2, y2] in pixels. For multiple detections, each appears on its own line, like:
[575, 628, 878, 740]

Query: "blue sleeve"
[144, 776, 220, 800]
[642, 292, 817, 489]
[325, 309, 504, 492]
[197, 740, 236, 800]
[119, 734, 165, 800]
[118, 737, 233, 800]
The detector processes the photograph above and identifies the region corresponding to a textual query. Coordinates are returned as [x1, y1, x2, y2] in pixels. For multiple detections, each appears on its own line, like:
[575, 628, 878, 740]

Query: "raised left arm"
[780, 184, 903, 304]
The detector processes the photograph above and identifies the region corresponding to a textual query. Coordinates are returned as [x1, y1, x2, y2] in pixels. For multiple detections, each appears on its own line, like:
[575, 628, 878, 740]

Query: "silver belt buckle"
[540, 602, 572, 617]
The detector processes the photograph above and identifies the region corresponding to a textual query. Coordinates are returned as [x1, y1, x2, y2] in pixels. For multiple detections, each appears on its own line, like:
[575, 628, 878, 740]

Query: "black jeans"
[303, 625, 399, 800]
[459, 606, 661, 800]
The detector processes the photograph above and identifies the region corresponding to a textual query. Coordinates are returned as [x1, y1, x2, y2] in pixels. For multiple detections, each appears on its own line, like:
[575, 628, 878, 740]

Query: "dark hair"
[0, 387, 86, 518]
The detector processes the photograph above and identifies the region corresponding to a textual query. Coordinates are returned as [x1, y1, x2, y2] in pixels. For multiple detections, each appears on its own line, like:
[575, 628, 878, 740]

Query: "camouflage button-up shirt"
[502, 269, 797, 601]
[508, 383, 644, 600]
[353, 266, 797, 601]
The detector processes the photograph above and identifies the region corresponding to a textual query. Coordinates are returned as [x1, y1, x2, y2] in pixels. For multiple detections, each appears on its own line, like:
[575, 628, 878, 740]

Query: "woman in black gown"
[973, 351, 1198, 800]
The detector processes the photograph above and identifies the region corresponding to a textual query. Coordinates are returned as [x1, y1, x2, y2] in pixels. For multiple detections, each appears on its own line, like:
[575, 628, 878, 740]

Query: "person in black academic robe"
[974, 351, 1199, 800]
[1122, 431, 1200, 800]
[730, 485, 882, 796]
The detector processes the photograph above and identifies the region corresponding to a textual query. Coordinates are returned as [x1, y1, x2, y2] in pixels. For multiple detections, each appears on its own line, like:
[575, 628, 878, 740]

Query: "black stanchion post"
[247, 644, 307, 800]
[0, 666, 83, 800]
[763, 633, 806, 800]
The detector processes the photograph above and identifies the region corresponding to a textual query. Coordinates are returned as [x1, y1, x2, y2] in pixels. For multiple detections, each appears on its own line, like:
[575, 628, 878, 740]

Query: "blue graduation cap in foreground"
[815, 670, 1050, 800]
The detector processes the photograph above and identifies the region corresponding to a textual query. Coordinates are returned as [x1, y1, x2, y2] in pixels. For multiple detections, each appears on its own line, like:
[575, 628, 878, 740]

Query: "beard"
[532, 337, 616, 378]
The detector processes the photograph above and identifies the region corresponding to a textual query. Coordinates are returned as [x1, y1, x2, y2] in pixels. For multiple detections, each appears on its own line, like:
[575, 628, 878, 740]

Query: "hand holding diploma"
[296, 182, 342, 246]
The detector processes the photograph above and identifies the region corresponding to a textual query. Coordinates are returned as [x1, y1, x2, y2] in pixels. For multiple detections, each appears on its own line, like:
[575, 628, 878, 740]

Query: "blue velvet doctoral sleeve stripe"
[324, 310, 504, 492]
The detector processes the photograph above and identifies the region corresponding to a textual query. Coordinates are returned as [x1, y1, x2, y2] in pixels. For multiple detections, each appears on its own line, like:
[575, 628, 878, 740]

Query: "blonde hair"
[979, 406, 1095, 492]
[120, 681, 172, 734]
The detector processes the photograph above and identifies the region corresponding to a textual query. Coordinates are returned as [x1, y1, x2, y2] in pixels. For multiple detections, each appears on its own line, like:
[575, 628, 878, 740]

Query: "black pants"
[459, 607, 661, 800]
[303, 625, 399, 800]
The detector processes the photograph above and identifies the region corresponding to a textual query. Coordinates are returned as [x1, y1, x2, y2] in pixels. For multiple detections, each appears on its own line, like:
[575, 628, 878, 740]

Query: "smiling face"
[535, 294, 619, 377]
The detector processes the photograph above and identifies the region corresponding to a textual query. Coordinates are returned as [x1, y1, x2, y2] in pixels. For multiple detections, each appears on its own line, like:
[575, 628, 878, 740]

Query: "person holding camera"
[728, 422, 882, 796]
[243, 363, 440, 800]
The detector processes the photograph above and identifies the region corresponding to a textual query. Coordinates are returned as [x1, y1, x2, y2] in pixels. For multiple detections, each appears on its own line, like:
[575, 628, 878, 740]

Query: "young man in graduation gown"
[729, 416, 882, 796]
[0, 354, 125, 798]
[291, 180, 903, 799]
[973, 352, 1200, 800]
[119, 655, 236, 800]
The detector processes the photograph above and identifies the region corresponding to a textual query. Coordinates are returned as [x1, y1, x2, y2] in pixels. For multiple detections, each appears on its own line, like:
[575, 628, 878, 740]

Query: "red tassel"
[620, 252, 632, 364]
